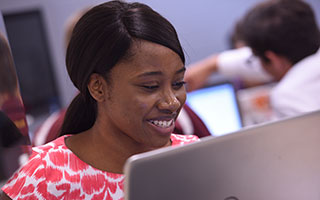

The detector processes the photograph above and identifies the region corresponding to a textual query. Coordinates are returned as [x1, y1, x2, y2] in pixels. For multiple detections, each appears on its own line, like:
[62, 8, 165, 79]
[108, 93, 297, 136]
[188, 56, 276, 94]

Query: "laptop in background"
[186, 82, 242, 136]
[124, 110, 320, 200]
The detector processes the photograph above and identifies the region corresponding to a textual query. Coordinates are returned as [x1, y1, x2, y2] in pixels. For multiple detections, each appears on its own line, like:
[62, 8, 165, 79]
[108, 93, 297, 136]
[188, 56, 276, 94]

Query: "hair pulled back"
[60, 0, 185, 135]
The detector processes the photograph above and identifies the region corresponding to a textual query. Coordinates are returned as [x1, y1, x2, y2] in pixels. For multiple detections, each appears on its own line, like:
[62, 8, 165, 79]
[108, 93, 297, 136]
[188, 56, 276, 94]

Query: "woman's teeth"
[150, 119, 173, 128]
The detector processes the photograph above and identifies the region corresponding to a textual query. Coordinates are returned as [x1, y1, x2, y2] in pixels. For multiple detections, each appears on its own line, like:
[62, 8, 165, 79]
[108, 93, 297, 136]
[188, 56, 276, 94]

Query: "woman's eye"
[172, 81, 186, 89]
[142, 85, 159, 90]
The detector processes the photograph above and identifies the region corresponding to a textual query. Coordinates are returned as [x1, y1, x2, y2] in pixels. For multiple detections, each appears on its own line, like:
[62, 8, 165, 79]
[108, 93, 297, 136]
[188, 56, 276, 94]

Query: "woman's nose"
[157, 91, 181, 113]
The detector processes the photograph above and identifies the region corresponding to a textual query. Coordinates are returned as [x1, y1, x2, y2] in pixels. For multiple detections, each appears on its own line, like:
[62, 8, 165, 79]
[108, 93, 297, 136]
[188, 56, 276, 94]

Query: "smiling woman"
[94, 41, 188, 149]
[0, 1, 198, 199]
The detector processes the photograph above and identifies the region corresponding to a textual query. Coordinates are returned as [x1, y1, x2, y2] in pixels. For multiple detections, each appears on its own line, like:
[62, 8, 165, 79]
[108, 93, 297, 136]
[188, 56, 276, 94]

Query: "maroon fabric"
[1, 96, 30, 143]
[174, 104, 211, 138]
[45, 109, 66, 144]
[32, 109, 66, 146]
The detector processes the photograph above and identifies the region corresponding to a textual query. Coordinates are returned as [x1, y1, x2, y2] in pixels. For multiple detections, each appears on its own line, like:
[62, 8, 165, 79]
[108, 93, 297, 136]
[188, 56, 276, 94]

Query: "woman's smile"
[146, 116, 176, 136]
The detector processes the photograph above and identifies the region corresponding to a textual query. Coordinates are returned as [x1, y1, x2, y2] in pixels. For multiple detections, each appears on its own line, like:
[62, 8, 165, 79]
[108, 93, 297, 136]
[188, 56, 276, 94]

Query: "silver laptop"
[124, 110, 320, 200]
[186, 81, 243, 136]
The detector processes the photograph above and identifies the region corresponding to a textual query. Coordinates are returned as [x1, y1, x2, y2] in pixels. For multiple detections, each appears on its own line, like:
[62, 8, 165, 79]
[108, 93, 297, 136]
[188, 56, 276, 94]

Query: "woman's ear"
[87, 73, 106, 102]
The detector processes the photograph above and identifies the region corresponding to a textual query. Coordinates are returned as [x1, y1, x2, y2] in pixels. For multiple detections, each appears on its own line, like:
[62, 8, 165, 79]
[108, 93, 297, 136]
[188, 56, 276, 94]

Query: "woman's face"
[98, 40, 186, 150]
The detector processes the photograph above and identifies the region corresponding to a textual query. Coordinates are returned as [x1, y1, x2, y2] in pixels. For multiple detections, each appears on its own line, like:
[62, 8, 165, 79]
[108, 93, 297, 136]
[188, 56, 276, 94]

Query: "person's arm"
[216, 47, 272, 83]
[185, 47, 273, 92]
[184, 54, 219, 92]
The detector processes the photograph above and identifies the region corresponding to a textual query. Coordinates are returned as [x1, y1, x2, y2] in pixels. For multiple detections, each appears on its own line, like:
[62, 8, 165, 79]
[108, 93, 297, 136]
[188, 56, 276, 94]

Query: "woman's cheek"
[177, 89, 187, 106]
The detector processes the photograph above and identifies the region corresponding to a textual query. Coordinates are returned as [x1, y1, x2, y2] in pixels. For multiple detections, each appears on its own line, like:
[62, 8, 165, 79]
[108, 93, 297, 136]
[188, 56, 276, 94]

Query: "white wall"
[1, 0, 320, 108]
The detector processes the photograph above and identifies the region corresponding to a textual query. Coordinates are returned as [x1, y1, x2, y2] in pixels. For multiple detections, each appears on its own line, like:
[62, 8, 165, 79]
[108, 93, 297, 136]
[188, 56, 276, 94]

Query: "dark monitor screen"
[3, 10, 60, 116]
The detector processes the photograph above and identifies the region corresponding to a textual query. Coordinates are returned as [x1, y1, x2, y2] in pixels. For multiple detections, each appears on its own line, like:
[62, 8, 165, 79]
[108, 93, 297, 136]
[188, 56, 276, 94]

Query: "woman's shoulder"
[170, 134, 200, 146]
[2, 135, 125, 199]
[32, 135, 68, 153]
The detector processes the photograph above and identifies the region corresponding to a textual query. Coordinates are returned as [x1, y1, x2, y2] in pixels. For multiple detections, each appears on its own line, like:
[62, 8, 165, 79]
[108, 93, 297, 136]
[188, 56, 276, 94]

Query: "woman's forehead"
[113, 40, 183, 75]
[112, 45, 184, 81]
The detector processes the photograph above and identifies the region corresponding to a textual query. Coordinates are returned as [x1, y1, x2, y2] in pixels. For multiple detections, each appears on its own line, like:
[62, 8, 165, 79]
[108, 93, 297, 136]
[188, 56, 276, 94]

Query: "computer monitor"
[3, 10, 60, 116]
[124, 110, 320, 200]
[186, 82, 242, 136]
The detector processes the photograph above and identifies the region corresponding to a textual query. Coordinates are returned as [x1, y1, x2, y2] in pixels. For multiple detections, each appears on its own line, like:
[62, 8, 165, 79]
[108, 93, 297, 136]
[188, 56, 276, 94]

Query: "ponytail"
[60, 93, 97, 136]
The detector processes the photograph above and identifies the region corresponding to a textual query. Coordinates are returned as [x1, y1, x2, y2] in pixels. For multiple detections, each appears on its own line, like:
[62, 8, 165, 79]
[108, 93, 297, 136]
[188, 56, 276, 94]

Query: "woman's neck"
[65, 124, 164, 174]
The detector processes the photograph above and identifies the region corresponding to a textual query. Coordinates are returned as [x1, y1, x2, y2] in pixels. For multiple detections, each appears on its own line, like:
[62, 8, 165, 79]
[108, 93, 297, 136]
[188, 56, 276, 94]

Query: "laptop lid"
[186, 81, 242, 136]
[124, 110, 320, 200]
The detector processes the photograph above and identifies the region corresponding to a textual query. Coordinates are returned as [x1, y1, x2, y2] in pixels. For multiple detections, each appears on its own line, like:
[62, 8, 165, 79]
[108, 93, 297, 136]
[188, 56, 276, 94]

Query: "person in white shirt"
[185, 0, 320, 119]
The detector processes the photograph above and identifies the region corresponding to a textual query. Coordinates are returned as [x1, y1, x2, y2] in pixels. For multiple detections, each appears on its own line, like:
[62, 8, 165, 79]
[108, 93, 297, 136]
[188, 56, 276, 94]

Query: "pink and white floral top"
[2, 134, 199, 200]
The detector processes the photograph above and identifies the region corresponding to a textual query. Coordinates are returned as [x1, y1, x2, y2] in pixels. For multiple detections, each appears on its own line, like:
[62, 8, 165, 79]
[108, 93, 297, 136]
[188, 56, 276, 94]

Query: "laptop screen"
[186, 82, 242, 136]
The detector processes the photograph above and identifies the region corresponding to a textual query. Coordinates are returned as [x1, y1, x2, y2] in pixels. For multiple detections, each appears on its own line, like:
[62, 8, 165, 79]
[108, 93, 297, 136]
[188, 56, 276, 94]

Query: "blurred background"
[0, 0, 319, 135]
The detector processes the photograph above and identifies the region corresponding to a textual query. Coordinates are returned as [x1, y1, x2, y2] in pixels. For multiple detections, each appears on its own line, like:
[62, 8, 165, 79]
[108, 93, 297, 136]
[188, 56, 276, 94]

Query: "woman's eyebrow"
[137, 71, 162, 78]
[137, 66, 185, 78]
[176, 66, 186, 74]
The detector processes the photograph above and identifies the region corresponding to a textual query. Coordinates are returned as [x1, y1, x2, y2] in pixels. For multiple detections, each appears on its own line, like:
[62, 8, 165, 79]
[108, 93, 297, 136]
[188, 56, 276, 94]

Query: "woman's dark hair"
[60, 0, 185, 135]
[240, 0, 320, 64]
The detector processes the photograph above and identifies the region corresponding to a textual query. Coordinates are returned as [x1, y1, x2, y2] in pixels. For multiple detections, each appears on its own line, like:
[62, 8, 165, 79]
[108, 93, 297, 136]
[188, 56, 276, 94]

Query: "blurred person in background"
[185, 18, 273, 92]
[0, 31, 30, 185]
[185, 0, 320, 119]
[0, 32, 29, 140]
